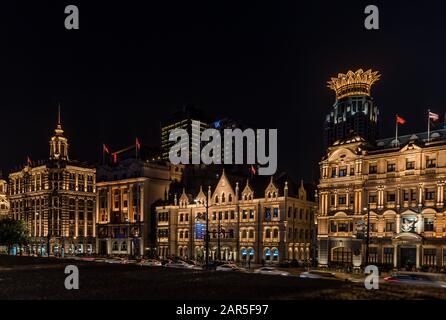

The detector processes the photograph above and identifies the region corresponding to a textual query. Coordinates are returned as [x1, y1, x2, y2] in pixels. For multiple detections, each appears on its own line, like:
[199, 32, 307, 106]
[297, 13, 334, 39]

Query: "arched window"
[272, 248, 279, 261]
[228, 194, 232, 203]
[121, 241, 127, 251]
[179, 230, 184, 239]
[242, 229, 247, 239]
[266, 228, 271, 238]
[221, 193, 225, 203]
[185, 230, 189, 239]
[241, 248, 247, 259]
[248, 248, 254, 258]
[215, 196, 219, 203]
[264, 248, 271, 260]
[112, 241, 118, 251]
[273, 228, 279, 238]
[244, 195, 247, 201]
[179, 247, 183, 257]
[248, 229, 254, 239]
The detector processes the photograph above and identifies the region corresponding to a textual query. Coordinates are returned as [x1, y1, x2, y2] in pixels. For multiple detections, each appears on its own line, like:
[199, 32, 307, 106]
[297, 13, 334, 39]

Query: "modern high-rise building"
[8, 110, 96, 256]
[161, 105, 210, 161]
[324, 69, 381, 149]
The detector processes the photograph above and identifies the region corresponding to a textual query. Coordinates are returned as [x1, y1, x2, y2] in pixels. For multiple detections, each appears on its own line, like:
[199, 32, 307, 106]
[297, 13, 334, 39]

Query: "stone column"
[416, 244, 421, 269]
[393, 244, 398, 268]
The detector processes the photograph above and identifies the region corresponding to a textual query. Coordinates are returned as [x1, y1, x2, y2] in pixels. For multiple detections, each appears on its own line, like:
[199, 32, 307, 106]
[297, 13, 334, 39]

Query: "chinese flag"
[396, 115, 406, 125]
[250, 165, 257, 175]
[103, 143, 110, 154]
[136, 137, 141, 150]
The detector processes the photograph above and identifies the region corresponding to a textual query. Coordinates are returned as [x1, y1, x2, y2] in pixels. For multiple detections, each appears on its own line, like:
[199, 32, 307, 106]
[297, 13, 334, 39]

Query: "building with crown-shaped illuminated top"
[324, 69, 380, 149]
[8, 109, 96, 256]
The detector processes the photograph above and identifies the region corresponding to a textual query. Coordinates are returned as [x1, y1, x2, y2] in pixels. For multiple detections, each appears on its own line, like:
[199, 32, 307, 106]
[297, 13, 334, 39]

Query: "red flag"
[103, 143, 110, 154]
[136, 137, 141, 150]
[113, 153, 117, 164]
[429, 111, 439, 121]
[250, 165, 257, 175]
[27, 156, 32, 166]
[396, 115, 406, 125]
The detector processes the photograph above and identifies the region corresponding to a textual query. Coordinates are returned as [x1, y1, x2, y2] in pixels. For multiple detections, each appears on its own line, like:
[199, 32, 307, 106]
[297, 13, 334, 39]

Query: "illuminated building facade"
[8, 112, 96, 255]
[324, 69, 380, 149]
[156, 170, 316, 264]
[318, 71, 446, 270]
[0, 178, 9, 220]
[96, 145, 172, 256]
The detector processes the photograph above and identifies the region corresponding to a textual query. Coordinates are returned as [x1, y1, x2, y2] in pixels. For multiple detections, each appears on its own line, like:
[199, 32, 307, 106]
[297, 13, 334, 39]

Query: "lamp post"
[363, 206, 371, 265]
[195, 190, 212, 269]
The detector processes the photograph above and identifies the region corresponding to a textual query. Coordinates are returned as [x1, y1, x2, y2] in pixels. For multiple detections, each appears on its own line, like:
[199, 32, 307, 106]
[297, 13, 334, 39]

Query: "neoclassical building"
[9, 112, 96, 255]
[96, 145, 172, 257]
[156, 170, 316, 264]
[0, 178, 9, 219]
[318, 133, 446, 270]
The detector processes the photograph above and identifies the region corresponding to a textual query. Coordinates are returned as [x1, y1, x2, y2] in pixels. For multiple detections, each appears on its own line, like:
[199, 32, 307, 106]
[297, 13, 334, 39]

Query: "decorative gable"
[211, 169, 235, 205]
[241, 180, 254, 201]
[265, 177, 278, 200]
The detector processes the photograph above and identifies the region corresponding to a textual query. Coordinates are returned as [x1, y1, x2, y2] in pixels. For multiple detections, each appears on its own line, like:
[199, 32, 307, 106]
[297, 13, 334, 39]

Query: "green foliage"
[0, 219, 30, 251]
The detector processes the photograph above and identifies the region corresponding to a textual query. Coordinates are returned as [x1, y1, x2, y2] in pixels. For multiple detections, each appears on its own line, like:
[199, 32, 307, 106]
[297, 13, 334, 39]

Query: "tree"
[0, 219, 30, 254]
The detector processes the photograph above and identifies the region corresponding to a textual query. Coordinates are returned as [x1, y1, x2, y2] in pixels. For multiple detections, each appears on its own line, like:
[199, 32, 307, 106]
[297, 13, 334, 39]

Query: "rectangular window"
[406, 160, 415, 170]
[242, 210, 248, 220]
[383, 248, 394, 264]
[426, 157, 437, 168]
[369, 193, 377, 204]
[423, 249, 436, 266]
[331, 168, 337, 178]
[387, 163, 396, 172]
[385, 221, 395, 232]
[403, 190, 410, 201]
[273, 207, 279, 218]
[249, 210, 255, 220]
[338, 222, 348, 232]
[369, 164, 377, 174]
[264, 208, 271, 221]
[387, 192, 396, 202]
[410, 190, 417, 201]
[339, 167, 347, 177]
[338, 195, 346, 205]
[369, 247, 378, 263]
[424, 219, 435, 232]
[425, 190, 435, 201]
[350, 167, 355, 176]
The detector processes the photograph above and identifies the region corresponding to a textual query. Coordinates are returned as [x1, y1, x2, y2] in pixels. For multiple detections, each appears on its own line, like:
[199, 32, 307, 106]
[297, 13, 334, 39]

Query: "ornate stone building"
[96, 145, 172, 257]
[156, 170, 316, 264]
[9, 111, 96, 255]
[318, 69, 446, 270]
[0, 178, 9, 219]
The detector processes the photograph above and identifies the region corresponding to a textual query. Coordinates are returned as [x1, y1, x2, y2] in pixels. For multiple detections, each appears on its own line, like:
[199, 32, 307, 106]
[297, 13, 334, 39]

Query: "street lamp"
[363, 206, 371, 265]
[194, 190, 212, 269]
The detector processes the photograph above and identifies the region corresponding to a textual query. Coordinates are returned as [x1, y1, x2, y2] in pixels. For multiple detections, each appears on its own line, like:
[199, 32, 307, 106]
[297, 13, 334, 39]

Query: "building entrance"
[400, 247, 416, 270]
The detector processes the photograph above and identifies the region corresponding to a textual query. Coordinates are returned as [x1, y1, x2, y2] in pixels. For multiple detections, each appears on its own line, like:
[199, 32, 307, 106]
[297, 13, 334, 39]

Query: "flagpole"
[428, 109, 431, 143]
[395, 115, 398, 146]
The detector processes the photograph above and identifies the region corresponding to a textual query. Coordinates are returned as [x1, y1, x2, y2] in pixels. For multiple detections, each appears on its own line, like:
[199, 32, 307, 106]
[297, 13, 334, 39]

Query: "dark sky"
[0, 0, 445, 182]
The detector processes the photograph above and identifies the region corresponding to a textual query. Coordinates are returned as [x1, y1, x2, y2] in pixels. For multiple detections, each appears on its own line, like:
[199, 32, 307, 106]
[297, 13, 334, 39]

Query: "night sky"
[1, 1, 445, 182]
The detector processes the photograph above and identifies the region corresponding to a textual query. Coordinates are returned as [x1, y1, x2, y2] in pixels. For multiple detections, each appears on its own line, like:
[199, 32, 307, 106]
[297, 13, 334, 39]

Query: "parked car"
[299, 270, 339, 280]
[216, 264, 246, 272]
[384, 272, 446, 288]
[165, 260, 194, 269]
[254, 267, 290, 276]
[104, 257, 127, 264]
[139, 259, 162, 267]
